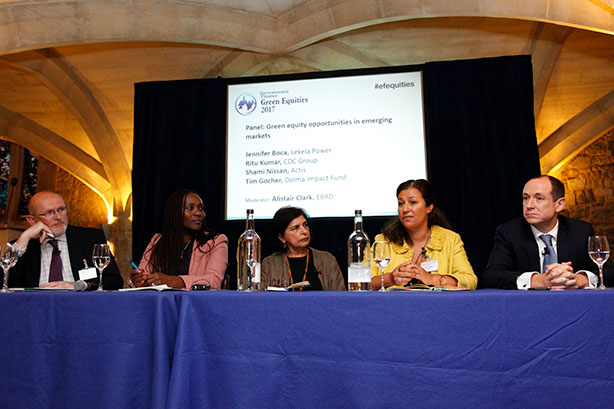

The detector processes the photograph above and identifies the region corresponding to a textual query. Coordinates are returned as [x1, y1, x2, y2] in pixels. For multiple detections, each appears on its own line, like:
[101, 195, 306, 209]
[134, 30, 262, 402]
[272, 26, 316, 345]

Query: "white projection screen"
[226, 70, 427, 220]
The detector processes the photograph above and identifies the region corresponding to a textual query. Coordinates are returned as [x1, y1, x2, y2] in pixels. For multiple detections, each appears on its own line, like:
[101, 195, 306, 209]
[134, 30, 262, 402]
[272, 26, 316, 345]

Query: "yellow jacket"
[371, 225, 477, 290]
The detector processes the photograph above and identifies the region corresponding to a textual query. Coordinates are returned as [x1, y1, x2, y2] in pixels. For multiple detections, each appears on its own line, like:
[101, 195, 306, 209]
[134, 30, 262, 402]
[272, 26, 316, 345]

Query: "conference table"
[0, 289, 612, 409]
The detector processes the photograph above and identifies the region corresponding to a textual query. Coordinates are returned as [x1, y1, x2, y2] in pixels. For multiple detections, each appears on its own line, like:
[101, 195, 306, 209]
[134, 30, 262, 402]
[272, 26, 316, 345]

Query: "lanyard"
[285, 251, 310, 291]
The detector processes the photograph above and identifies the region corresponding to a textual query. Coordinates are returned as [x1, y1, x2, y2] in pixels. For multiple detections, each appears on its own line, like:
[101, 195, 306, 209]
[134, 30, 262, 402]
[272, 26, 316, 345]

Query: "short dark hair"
[271, 206, 308, 251]
[529, 175, 565, 200]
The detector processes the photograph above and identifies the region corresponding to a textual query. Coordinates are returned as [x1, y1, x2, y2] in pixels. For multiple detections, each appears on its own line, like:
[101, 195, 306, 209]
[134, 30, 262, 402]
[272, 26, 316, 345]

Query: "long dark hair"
[148, 189, 219, 275]
[270, 206, 309, 252]
[381, 179, 451, 246]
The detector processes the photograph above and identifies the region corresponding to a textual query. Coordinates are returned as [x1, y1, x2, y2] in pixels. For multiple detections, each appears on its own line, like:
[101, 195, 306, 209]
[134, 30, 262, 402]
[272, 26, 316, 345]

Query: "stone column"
[108, 213, 132, 287]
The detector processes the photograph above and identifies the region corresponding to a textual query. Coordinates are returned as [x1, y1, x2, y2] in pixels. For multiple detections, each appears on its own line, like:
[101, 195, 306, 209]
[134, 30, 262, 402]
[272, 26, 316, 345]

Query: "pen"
[128, 260, 140, 270]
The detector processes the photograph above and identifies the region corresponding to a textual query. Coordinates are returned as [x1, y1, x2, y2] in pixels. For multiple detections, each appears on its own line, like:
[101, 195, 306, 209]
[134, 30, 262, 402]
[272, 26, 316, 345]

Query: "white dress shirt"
[516, 221, 598, 289]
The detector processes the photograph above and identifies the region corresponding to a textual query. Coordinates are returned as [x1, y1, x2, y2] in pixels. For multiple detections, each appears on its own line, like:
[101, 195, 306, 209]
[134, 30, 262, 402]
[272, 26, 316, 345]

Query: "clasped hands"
[391, 261, 438, 287]
[531, 261, 589, 289]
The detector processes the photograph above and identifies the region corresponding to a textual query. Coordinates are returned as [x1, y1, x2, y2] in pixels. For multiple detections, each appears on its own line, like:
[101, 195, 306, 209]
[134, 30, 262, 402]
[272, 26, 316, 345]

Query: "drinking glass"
[373, 241, 391, 292]
[246, 258, 257, 283]
[92, 244, 111, 292]
[1, 243, 18, 293]
[588, 236, 610, 290]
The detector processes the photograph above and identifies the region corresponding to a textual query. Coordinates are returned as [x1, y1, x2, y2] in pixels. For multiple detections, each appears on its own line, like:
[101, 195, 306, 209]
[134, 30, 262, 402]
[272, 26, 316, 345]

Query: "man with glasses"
[7, 191, 123, 289]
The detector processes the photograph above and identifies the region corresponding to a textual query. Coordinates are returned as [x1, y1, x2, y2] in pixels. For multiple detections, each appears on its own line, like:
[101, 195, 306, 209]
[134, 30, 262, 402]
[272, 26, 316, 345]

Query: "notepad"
[119, 285, 186, 292]
[387, 285, 468, 292]
[266, 281, 311, 291]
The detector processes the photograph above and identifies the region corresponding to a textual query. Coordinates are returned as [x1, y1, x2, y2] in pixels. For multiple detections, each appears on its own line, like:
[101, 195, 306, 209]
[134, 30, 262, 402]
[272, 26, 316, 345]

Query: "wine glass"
[92, 244, 111, 292]
[246, 259, 257, 282]
[588, 236, 610, 290]
[373, 241, 391, 292]
[245, 240, 260, 290]
[0, 243, 18, 293]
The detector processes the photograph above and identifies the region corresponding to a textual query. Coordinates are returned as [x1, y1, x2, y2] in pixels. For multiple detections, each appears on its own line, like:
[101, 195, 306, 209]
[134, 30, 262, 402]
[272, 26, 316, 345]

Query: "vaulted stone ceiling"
[0, 0, 613, 219]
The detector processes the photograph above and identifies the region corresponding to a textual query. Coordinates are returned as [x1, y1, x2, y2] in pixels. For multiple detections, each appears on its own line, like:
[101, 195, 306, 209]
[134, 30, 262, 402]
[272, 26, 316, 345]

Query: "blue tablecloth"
[1, 289, 612, 409]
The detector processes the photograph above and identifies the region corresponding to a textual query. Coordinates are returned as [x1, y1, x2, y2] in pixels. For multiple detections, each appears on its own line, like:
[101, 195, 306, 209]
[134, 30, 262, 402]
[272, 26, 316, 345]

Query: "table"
[1, 289, 613, 408]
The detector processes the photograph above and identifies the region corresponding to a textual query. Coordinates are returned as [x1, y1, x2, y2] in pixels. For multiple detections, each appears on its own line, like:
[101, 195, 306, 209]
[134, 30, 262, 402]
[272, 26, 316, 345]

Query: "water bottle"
[347, 210, 371, 291]
[237, 209, 261, 291]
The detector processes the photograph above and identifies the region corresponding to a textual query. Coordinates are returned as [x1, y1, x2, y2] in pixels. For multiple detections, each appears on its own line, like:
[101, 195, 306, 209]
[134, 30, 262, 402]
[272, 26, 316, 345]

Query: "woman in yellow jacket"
[371, 179, 477, 290]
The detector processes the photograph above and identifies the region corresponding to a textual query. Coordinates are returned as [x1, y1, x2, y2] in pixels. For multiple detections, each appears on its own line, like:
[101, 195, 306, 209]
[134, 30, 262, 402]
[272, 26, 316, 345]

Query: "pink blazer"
[138, 233, 229, 289]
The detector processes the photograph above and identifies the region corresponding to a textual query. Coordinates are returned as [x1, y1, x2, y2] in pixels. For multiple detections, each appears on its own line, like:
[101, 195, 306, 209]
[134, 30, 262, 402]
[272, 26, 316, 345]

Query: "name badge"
[421, 260, 438, 272]
[79, 267, 98, 281]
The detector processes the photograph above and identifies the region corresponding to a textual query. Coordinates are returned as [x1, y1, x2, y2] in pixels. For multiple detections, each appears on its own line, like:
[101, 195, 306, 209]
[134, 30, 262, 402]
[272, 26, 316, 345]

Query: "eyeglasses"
[35, 206, 67, 219]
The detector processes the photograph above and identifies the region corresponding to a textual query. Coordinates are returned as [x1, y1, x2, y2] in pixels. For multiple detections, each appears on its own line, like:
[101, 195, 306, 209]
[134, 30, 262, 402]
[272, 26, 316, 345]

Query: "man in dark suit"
[484, 175, 613, 289]
[7, 191, 123, 289]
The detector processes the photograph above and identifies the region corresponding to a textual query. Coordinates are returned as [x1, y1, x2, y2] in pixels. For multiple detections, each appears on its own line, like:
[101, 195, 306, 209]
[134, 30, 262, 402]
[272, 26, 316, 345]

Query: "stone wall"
[43, 161, 108, 228]
[554, 128, 614, 238]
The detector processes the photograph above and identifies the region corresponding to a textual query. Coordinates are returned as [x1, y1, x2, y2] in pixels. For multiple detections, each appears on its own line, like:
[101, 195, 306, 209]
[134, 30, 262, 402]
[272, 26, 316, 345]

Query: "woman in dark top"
[261, 206, 345, 291]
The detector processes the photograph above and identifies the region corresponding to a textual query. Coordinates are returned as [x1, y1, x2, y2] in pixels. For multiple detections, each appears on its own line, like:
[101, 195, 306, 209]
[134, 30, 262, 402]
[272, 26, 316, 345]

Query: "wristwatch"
[439, 275, 447, 286]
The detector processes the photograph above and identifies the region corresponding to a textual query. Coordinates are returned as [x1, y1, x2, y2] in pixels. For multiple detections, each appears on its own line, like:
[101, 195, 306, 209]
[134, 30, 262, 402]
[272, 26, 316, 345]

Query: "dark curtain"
[133, 55, 540, 288]
[132, 78, 227, 263]
[423, 55, 540, 286]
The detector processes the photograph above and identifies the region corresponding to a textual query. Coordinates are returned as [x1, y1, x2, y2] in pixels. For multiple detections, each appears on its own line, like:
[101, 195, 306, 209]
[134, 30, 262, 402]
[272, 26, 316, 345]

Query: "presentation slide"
[226, 71, 426, 220]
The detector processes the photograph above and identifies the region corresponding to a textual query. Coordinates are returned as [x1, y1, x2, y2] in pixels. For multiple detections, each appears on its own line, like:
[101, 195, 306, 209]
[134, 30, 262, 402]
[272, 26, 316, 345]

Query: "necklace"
[180, 239, 192, 259]
[411, 229, 431, 264]
[285, 250, 310, 291]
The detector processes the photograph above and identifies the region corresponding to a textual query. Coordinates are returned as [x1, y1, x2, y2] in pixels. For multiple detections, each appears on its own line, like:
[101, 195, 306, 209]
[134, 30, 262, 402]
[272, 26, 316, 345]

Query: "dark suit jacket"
[7, 225, 123, 290]
[484, 215, 614, 289]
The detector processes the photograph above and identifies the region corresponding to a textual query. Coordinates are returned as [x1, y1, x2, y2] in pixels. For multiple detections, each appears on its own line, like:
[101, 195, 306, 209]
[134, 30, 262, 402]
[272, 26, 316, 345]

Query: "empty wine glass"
[1, 243, 18, 293]
[92, 244, 111, 291]
[373, 241, 391, 292]
[246, 258, 257, 282]
[588, 236, 610, 290]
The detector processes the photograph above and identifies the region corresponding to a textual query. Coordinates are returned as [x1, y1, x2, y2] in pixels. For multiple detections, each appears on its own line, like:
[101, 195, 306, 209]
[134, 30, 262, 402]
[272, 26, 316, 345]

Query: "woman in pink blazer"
[130, 189, 228, 289]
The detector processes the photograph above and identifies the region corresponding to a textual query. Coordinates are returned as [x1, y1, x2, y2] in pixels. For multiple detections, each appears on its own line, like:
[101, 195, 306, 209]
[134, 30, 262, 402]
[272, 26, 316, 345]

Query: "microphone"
[74, 280, 98, 291]
[4, 177, 18, 225]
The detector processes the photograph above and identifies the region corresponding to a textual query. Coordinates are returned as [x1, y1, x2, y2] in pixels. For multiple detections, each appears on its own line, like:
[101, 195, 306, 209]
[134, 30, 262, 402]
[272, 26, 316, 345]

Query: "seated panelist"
[371, 179, 477, 290]
[261, 206, 345, 290]
[7, 191, 123, 289]
[131, 189, 228, 289]
[484, 175, 614, 289]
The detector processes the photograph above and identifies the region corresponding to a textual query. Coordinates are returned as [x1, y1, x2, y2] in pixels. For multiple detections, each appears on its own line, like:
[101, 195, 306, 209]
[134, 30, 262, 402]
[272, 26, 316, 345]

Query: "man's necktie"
[539, 234, 557, 274]
[49, 239, 63, 282]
